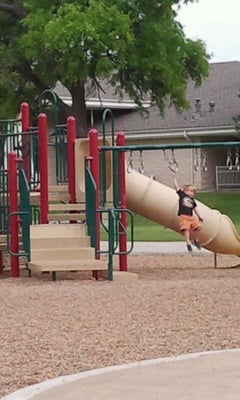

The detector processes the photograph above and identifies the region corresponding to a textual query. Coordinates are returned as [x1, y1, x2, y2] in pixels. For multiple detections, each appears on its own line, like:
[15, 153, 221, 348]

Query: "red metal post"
[21, 102, 30, 132]
[38, 113, 49, 224]
[8, 152, 19, 277]
[67, 116, 76, 203]
[21, 102, 31, 182]
[89, 129, 100, 279]
[116, 132, 128, 271]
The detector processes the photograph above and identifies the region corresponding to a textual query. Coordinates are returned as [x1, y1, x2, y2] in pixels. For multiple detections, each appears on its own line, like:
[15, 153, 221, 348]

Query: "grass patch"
[132, 214, 182, 241]
[101, 191, 240, 241]
[197, 191, 240, 234]
[196, 192, 240, 222]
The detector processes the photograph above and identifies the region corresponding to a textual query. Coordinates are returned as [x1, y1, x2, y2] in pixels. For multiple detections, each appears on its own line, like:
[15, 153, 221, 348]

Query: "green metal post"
[101, 109, 115, 207]
[0, 170, 9, 234]
[102, 108, 115, 146]
[108, 210, 114, 281]
[18, 162, 30, 261]
[85, 159, 97, 247]
[55, 125, 67, 184]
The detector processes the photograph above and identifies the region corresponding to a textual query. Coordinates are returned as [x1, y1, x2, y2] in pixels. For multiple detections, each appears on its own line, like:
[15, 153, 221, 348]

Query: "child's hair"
[183, 183, 191, 191]
[183, 184, 196, 194]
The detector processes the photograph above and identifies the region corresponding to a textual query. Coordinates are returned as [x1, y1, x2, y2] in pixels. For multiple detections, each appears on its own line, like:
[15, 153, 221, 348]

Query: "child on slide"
[172, 176, 203, 252]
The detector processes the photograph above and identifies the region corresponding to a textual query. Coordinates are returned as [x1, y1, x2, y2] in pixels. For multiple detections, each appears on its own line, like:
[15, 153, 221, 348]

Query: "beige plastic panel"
[75, 138, 112, 203]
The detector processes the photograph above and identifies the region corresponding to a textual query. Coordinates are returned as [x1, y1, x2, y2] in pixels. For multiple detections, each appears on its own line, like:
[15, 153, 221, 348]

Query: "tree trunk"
[0, 1, 27, 19]
[70, 82, 88, 138]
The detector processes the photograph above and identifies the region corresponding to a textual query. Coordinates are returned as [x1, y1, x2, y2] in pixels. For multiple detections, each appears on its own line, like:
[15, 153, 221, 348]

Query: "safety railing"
[7, 211, 30, 258]
[99, 208, 134, 281]
[100, 108, 115, 207]
[0, 129, 39, 190]
[6, 153, 31, 277]
[19, 163, 30, 261]
[85, 158, 134, 280]
[0, 170, 9, 234]
[27, 129, 40, 190]
[0, 119, 21, 169]
[85, 160, 97, 248]
[99, 208, 134, 256]
[55, 124, 67, 183]
[38, 89, 59, 128]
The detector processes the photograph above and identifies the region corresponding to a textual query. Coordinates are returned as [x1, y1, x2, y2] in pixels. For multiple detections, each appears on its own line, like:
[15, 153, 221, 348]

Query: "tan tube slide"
[126, 169, 240, 255]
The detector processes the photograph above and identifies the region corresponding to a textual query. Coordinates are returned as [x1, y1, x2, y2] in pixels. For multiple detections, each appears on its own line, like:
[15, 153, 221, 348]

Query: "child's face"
[184, 186, 195, 198]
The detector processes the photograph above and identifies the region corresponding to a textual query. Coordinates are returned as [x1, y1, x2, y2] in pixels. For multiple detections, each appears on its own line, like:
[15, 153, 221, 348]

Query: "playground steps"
[0, 235, 7, 251]
[4, 185, 70, 205]
[0, 234, 23, 251]
[47, 188, 86, 222]
[28, 224, 108, 280]
[30, 223, 86, 238]
[30, 185, 70, 205]
[29, 259, 107, 273]
[30, 191, 70, 204]
[48, 213, 86, 222]
[31, 247, 94, 261]
[30, 185, 86, 223]
[48, 203, 85, 211]
[31, 236, 90, 249]
[48, 185, 70, 203]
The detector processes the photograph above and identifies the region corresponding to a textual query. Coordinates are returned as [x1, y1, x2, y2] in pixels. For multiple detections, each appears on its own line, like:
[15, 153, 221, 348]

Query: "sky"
[177, 0, 240, 63]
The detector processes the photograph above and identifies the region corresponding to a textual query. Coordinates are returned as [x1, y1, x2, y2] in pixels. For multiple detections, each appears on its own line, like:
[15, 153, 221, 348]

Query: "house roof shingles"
[112, 61, 240, 133]
[55, 61, 240, 133]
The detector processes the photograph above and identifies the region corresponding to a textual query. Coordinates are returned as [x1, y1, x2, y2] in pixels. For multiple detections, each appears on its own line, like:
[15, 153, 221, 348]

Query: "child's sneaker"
[193, 240, 201, 250]
[187, 244, 193, 252]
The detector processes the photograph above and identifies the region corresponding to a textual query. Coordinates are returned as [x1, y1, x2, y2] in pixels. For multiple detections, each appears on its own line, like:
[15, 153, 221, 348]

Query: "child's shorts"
[179, 215, 201, 231]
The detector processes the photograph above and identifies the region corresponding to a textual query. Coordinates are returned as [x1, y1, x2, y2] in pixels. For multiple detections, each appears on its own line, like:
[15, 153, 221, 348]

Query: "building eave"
[60, 96, 151, 110]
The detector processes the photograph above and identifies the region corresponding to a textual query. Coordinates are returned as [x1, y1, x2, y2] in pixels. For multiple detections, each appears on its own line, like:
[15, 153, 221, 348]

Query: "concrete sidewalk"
[3, 350, 240, 400]
[100, 241, 211, 255]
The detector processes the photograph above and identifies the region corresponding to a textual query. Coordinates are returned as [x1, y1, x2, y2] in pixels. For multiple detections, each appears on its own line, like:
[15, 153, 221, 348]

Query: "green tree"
[0, 0, 209, 137]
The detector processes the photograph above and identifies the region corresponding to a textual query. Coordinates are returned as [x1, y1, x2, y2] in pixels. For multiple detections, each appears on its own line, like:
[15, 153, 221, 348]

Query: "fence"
[216, 166, 240, 190]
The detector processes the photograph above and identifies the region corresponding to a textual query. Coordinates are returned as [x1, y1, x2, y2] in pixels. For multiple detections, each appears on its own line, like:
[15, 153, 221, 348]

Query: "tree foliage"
[0, 0, 209, 136]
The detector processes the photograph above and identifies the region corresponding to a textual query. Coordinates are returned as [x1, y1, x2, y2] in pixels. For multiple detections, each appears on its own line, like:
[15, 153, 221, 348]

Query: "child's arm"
[194, 207, 203, 222]
[172, 175, 180, 191]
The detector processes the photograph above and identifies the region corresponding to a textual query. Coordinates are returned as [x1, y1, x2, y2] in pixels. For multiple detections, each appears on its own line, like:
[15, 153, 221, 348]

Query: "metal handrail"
[98, 207, 134, 256]
[112, 208, 134, 256]
[6, 211, 30, 257]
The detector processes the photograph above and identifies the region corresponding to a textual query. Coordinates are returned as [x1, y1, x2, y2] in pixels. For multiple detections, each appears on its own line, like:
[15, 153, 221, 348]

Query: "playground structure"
[1, 98, 240, 280]
[0, 103, 133, 280]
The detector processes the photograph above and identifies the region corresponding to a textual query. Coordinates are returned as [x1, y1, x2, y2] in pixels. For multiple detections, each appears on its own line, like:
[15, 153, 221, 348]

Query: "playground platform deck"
[3, 350, 240, 400]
